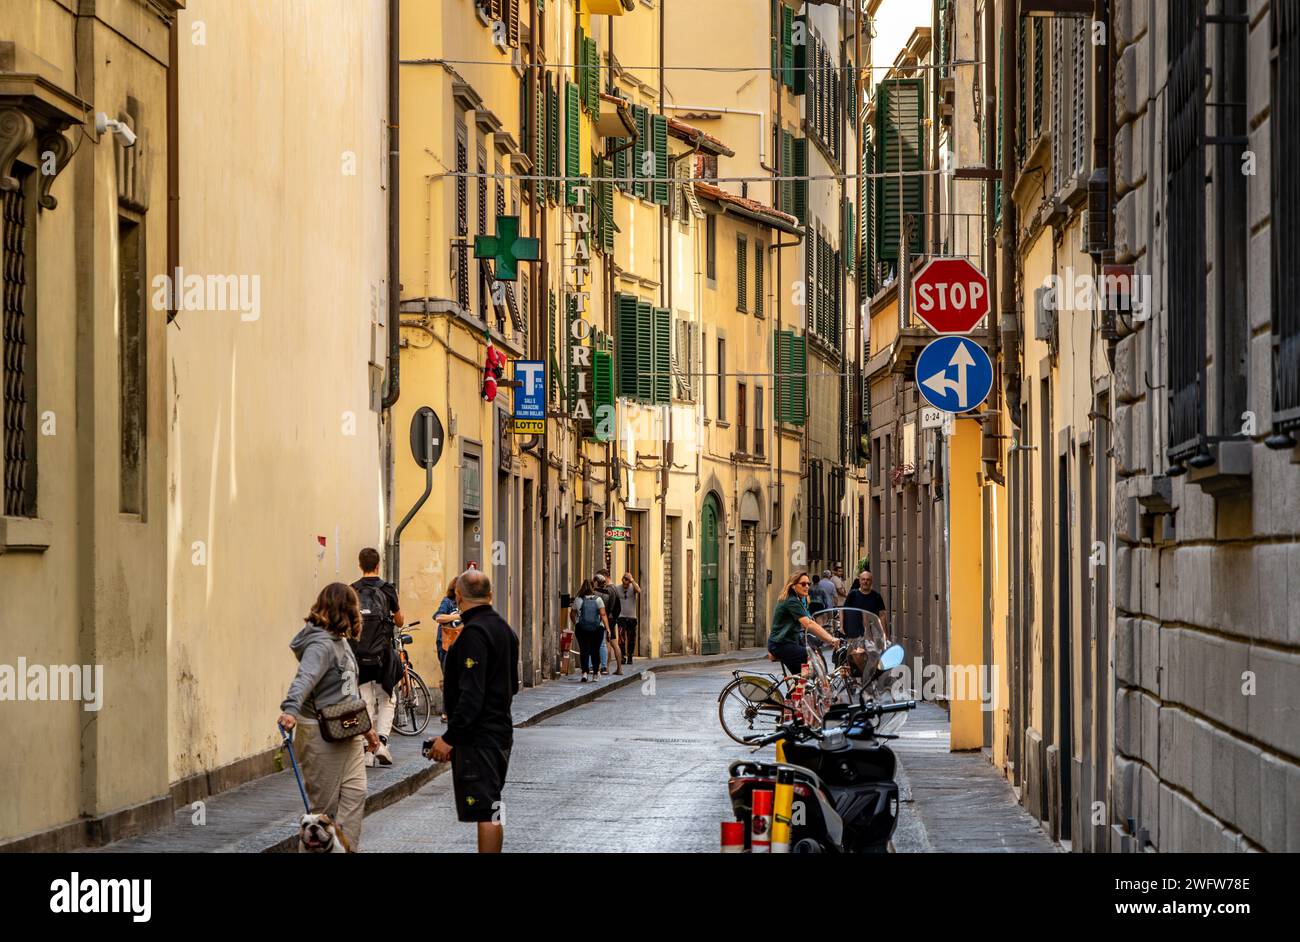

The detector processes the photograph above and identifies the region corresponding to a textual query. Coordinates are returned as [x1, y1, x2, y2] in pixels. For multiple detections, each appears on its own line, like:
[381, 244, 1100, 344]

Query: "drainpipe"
[999, 0, 1021, 429]
[166, 19, 179, 328]
[382, 0, 401, 411]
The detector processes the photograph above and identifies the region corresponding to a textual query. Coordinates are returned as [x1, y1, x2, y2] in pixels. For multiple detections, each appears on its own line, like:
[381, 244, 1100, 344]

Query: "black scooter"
[727, 645, 916, 853]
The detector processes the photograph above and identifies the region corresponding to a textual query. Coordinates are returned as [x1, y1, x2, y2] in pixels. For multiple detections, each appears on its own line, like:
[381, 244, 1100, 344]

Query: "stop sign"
[911, 258, 990, 335]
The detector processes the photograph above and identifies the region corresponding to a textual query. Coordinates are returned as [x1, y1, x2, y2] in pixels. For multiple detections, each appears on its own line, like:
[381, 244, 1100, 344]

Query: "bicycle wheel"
[718, 676, 785, 745]
[391, 670, 433, 736]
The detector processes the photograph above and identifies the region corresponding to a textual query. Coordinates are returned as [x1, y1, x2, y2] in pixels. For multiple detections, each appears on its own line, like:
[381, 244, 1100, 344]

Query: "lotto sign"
[511, 360, 546, 434]
[916, 336, 994, 415]
[911, 257, 990, 335]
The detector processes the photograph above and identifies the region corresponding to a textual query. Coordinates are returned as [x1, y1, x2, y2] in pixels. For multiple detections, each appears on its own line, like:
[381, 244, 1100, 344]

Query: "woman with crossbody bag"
[277, 583, 380, 850]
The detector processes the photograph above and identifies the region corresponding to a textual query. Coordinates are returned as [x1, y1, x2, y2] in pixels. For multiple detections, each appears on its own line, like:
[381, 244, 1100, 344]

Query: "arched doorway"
[699, 493, 721, 655]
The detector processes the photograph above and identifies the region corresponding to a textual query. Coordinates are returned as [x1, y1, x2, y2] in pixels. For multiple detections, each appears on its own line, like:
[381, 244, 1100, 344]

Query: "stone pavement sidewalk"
[891, 701, 1058, 852]
[99, 648, 766, 853]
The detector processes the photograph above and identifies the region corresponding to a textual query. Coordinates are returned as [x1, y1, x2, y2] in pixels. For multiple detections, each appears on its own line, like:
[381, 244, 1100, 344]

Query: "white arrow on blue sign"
[915, 336, 994, 414]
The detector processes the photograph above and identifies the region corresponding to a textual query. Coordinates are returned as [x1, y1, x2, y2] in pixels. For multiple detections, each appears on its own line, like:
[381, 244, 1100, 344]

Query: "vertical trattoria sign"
[565, 184, 612, 438]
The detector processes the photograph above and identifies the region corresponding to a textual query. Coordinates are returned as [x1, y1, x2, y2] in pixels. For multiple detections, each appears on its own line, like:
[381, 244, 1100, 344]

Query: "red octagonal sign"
[911, 257, 990, 335]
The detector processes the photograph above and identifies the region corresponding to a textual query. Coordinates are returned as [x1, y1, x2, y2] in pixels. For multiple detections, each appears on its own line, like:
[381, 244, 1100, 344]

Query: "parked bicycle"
[390, 621, 433, 736]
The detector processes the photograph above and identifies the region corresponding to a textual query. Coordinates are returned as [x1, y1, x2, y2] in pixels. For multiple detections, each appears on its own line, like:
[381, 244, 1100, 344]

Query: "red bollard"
[720, 820, 745, 853]
[751, 789, 774, 853]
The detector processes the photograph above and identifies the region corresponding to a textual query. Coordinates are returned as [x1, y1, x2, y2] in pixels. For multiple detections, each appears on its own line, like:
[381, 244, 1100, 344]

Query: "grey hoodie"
[280, 623, 359, 717]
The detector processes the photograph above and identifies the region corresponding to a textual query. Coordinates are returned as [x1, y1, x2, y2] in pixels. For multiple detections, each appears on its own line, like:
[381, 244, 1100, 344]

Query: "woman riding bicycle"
[768, 571, 841, 674]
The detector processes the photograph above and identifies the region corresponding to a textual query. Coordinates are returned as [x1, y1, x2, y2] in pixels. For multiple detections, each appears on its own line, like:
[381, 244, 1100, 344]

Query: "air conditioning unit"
[1034, 286, 1057, 345]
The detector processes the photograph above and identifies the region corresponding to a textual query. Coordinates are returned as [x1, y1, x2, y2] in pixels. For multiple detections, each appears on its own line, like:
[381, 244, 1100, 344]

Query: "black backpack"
[352, 581, 394, 666]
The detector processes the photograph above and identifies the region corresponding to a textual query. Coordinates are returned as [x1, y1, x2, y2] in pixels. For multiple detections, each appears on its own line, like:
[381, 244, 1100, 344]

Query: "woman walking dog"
[278, 583, 380, 851]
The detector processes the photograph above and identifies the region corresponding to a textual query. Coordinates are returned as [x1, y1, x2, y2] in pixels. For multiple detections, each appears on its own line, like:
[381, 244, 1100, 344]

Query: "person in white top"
[613, 573, 642, 664]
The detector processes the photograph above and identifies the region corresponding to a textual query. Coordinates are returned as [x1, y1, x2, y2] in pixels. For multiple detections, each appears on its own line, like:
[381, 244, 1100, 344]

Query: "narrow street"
[361, 660, 1052, 853]
[363, 662, 746, 852]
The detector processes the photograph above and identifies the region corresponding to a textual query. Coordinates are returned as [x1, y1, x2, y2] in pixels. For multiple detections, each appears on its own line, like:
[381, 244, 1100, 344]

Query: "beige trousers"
[295, 719, 367, 850]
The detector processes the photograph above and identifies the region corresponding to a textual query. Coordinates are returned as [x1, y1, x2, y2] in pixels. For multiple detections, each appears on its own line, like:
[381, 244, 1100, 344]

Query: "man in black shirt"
[426, 569, 519, 853]
[844, 569, 888, 639]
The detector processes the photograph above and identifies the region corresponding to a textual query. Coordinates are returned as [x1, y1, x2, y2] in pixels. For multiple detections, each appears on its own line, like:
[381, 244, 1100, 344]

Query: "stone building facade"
[1108, 0, 1299, 852]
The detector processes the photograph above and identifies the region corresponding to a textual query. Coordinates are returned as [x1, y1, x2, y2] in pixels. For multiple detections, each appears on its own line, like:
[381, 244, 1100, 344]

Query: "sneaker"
[376, 741, 393, 766]
[580, 672, 589, 683]
[364, 751, 376, 769]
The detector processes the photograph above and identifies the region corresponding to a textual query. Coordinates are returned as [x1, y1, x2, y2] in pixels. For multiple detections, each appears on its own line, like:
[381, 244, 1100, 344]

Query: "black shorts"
[451, 741, 511, 823]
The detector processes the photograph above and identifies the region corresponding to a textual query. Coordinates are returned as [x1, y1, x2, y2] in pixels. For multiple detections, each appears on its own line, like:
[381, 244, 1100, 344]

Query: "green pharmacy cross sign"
[473, 215, 539, 281]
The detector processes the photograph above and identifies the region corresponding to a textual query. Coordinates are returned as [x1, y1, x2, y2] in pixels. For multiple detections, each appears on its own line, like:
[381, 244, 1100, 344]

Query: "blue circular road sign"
[915, 336, 994, 415]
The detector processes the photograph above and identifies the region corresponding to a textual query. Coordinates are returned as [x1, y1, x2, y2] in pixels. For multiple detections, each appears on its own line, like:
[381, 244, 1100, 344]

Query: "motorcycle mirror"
[878, 644, 905, 672]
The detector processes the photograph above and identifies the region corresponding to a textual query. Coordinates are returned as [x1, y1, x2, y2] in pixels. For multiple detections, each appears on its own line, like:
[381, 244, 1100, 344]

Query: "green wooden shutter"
[1032, 18, 1043, 138]
[613, 136, 628, 190]
[793, 15, 807, 96]
[601, 158, 615, 253]
[781, 5, 794, 89]
[755, 239, 764, 316]
[874, 78, 924, 261]
[774, 331, 787, 420]
[781, 129, 794, 216]
[652, 307, 672, 404]
[632, 105, 649, 200]
[636, 298, 654, 401]
[565, 293, 579, 410]
[792, 137, 807, 224]
[549, 290, 559, 402]
[651, 114, 669, 205]
[592, 350, 614, 440]
[547, 77, 561, 202]
[737, 234, 748, 311]
[863, 141, 876, 295]
[565, 81, 581, 204]
[534, 77, 546, 185]
[586, 37, 601, 117]
[843, 198, 855, 274]
[788, 333, 807, 425]
[616, 293, 639, 398]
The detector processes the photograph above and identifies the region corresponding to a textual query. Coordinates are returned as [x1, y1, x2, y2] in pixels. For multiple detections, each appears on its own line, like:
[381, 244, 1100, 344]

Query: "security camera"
[95, 112, 137, 148]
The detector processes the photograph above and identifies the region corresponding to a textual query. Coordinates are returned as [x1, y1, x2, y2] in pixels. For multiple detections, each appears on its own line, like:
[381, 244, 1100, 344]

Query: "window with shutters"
[2, 166, 36, 518]
[565, 82, 581, 204]
[809, 460, 824, 561]
[614, 293, 670, 405]
[651, 115, 669, 205]
[737, 234, 748, 311]
[653, 307, 672, 404]
[674, 317, 698, 402]
[874, 79, 925, 262]
[118, 213, 146, 517]
[774, 329, 807, 426]
[781, 4, 795, 90]
[1163, 1, 1251, 462]
[842, 198, 855, 274]
[771, 0, 780, 79]
[632, 105, 649, 200]
[706, 213, 717, 281]
[754, 240, 765, 317]
[737, 383, 748, 454]
[547, 74, 561, 203]
[717, 337, 727, 421]
[754, 385, 765, 457]
[455, 124, 470, 312]
[1272, 0, 1300, 436]
[792, 137, 808, 224]
[592, 350, 614, 441]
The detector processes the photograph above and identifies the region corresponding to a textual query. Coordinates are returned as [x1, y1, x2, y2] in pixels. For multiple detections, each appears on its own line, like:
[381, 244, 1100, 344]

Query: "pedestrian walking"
[595, 571, 622, 674]
[767, 572, 841, 675]
[425, 569, 519, 853]
[613, 572, 642, 664]
[845, 569, 888, 638]
[277, 583, 381, 851]
[569, 579, 610, 682]
[433, 577, 462, 722]
[830, 563, 848, 608]
[350, 547, 403, 768]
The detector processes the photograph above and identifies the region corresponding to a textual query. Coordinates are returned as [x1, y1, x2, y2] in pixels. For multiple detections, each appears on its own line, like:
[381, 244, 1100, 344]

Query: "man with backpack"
[351, 547, 404, 767]
[594, 571, 622, 675]
[569, 579, 610, 682]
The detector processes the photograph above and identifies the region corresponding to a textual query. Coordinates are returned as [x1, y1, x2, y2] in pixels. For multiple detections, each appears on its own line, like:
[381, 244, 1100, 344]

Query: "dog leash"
[279, 722, 312, 814]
